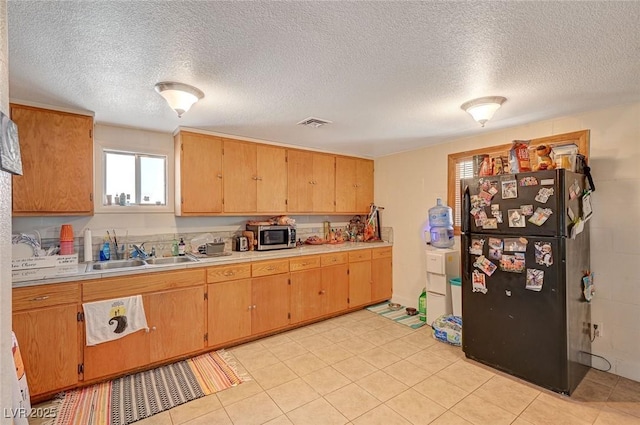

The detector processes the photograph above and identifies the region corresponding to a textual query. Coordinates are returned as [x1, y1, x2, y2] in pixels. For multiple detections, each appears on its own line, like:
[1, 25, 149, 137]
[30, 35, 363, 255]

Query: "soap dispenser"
[178, 238, 186, 256]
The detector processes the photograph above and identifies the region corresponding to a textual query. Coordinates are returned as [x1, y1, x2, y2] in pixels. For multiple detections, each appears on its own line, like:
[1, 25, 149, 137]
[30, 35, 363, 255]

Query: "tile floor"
[32, 309, 640, 424]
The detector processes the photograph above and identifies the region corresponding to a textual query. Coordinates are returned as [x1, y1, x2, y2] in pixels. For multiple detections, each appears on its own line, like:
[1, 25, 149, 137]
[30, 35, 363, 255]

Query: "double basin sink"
[88, 256, 196, 272]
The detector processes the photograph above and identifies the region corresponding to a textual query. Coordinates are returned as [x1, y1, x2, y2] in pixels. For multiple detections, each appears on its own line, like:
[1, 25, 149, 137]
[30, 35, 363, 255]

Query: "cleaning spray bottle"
[418, 289, 427, 322]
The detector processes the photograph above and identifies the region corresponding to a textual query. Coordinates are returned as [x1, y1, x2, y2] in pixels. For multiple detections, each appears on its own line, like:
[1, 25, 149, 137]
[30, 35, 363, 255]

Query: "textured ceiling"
[6, 1, 640, 158]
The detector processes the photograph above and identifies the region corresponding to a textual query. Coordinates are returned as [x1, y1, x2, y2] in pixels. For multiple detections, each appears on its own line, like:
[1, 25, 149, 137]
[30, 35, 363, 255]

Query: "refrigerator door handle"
[462, 185, 471, 234]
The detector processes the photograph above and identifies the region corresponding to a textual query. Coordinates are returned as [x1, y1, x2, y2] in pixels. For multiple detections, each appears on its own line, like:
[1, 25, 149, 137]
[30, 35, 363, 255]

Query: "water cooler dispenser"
[425, 248, 460, 325]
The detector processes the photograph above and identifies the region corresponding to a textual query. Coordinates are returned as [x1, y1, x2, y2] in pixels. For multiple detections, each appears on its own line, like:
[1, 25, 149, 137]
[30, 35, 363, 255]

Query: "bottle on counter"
[178, 238, 186, 256]
[114, 194, 120, 206]
[99, 237, 111, 261]
[171, 239, 179, 256]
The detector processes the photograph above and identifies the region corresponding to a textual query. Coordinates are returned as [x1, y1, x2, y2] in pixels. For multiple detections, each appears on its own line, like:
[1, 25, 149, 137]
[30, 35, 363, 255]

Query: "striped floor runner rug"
[51, 350, 244, 425]
[366, 302, 427, 329]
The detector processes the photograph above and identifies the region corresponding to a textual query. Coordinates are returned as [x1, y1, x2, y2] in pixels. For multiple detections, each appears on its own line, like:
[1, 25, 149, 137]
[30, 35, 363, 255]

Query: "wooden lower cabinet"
[13, 304, 80, 397]
[149, 286, 205, 362]
[322, 263, 349, 314]
[290, 268, 324, 323]
[208, 279, 252, 346]
[83, 286, 205, 380]
[348, 250, 372, 308]
[251, 274, 290, 334]
[371, 247, 393, 302]
[83, 309, 151, 381]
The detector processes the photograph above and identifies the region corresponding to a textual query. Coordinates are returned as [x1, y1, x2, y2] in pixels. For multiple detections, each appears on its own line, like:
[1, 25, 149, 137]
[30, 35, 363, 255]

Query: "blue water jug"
[429, 198, 454, 249]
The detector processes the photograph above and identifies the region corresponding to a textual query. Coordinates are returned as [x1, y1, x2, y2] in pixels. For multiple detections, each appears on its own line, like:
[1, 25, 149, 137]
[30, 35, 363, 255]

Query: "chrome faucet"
[132, 243, 154, 260]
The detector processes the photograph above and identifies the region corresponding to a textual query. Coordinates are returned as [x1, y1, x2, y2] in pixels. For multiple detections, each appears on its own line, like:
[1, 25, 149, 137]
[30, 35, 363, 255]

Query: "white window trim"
[94, 140, 174, 214]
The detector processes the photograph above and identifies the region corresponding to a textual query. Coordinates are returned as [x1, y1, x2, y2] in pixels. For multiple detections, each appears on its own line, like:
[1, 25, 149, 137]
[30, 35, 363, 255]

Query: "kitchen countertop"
[12, 241, 392, 288]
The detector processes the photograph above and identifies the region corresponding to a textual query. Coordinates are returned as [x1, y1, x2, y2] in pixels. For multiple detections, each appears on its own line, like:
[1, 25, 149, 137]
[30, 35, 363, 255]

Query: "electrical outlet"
[593, 323, 603, 338]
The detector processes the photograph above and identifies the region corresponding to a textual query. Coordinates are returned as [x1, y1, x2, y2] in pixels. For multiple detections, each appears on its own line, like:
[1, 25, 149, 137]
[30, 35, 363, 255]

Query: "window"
[447, 130, 590, 234]
[103, 150, 167, 206]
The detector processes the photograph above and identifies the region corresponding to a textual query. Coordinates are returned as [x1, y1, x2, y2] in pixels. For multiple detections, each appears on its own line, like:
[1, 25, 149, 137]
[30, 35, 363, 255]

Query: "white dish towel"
[83, 295, 149, 346]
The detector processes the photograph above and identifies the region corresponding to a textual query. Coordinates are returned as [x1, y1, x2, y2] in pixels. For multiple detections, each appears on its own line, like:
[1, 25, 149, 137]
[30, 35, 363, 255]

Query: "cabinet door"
[312, 153, 336, 212]
[335, 157, 357, 213]
[322, 263, 349, 315]
[223, 139, 257, 212]
[287, 150, 314, 212]
[257, 144, 287, 213]
[83, 295, 151, 381]
[349, 261, 372, 308]
[208, 280, 252, 346]
[177, 132, 223, 214]
[148, 286, 205, 362]
[290, 268, 323, 324]
[355, 159, 374, 213]
[11, 104, 93, 215]
[251, 274, 290, 334]
[371, 256, 392, 302]
[13, 304, 79, 396]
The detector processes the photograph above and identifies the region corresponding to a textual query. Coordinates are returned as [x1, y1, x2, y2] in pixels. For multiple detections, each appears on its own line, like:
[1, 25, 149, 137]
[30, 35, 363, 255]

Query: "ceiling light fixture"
[460, 96, 507, 127]
[154, 82, 204, 117]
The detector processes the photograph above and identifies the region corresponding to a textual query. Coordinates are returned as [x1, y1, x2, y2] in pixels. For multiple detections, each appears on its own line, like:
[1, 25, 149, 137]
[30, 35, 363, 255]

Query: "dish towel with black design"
[83, 295, 149, 346]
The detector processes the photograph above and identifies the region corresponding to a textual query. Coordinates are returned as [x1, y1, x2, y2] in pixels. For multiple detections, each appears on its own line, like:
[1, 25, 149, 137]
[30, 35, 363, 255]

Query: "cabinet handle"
[248, 305, 253, 310]
[147, 326, 157, 333]
[319, 290, 326, 295]
[331, 258, 337, 262]
[253, 305, 257, 309]
[301, 262, 309, 266]
[223, 271, 235, 276]
[266, 266, 275, 271]
[30, 296, 49, 301]
[256, 176, 263, 181]
[217, 174, 223, 179]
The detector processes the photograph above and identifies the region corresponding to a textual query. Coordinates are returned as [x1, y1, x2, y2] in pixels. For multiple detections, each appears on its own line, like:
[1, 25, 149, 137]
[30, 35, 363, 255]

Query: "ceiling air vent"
[297, 117, 332, 128]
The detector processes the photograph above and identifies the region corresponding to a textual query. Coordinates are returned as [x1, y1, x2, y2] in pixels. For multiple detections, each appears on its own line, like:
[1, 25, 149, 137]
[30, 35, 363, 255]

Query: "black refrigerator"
[461, 169, 591, 395]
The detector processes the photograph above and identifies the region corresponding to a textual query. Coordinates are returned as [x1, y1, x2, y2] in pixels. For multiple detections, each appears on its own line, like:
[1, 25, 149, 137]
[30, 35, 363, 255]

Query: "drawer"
[290, 256, 321, 272]
[207, 264, 252, 283]
[372, 247, 392, 259]
[320, 252, 348, 267]
[252, 259, 289, 277]
[348, 249, 371, 263]
[426, 272, 449, 295]
[13, 282, 80, 311]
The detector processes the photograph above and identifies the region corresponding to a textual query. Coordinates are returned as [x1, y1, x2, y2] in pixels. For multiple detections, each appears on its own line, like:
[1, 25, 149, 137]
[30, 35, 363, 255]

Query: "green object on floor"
[366, 302, 427, 329]
[419, 289, 427, 322]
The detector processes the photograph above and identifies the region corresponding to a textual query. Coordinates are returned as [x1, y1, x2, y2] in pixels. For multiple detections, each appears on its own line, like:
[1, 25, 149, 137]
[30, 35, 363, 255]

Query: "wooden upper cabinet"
[256, 144, 287, 212]
[223, 139, 287, 213]
[175, 131, 223, 215]
[11, 104, 94, 215]
[335, 156, 374, 213]
[287, 150, 335, 213]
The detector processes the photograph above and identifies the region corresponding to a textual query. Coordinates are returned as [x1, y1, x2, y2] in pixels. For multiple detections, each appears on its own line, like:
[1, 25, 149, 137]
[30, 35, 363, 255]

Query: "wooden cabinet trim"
[320, 252, 348, 266]
[251, 259, 290, 277]
[371, 247, 392, 259]
[289, 255, 321, 271]
[348, 249, 372, 262]
[207, 264, 252, 283]
[13, 282, 80, 311]
[82, 269, 205, 301]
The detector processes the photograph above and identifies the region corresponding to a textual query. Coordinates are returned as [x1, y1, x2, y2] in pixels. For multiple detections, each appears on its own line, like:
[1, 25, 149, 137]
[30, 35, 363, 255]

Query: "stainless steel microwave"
[246, 225, 296, 251]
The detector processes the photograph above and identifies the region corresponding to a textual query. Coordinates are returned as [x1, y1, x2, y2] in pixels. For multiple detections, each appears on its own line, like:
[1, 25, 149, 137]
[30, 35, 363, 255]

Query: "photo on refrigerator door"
[526, 269, 544, 291]
[534, 242, 554, 267]
[499, 253, 525, 273]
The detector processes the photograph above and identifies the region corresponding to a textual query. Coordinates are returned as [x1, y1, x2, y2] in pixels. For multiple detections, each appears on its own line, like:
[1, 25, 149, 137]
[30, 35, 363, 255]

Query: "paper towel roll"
[84, 229, 93, 262]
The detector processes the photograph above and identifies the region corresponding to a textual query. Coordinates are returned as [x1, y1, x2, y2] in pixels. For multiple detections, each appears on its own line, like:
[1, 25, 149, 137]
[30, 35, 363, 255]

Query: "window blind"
[454, 159, 474, 226]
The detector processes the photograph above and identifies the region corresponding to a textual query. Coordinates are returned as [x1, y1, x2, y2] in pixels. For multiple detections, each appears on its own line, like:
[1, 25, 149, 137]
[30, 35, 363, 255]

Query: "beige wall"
[375, 101, 640, 381]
